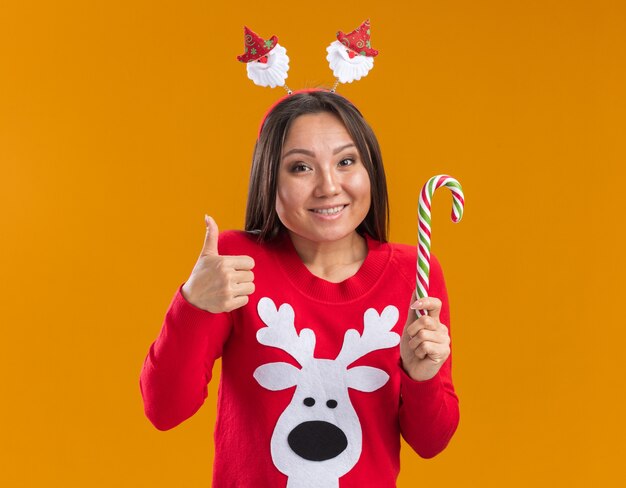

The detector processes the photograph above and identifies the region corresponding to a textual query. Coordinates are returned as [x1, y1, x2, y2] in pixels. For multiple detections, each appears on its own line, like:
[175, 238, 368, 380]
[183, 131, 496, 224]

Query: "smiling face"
[275, 112, 372, 245]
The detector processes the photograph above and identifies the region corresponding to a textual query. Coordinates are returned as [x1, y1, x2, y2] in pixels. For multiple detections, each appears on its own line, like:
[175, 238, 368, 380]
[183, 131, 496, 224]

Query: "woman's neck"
[287, 230, 368, 283]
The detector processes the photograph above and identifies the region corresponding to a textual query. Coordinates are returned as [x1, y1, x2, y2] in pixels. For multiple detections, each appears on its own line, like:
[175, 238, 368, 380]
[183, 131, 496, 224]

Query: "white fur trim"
[326, 40, 374, 84]
[246, 43, 290, 88]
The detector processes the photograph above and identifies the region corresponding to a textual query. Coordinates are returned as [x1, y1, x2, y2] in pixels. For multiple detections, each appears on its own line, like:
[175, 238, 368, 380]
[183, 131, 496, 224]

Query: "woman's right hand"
[181, 215, 255, 313]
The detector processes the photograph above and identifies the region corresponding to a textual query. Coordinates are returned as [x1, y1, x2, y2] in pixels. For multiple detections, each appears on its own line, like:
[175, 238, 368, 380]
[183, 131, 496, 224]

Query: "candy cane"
[416, 175, 465, 316]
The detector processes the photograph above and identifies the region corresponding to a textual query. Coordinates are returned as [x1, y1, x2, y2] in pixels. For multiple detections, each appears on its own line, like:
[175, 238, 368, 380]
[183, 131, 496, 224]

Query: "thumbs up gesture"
[181, 215, 255, 313]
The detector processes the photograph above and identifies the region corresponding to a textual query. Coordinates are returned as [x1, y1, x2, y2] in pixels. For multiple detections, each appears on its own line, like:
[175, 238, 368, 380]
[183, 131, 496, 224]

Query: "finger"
[409, 296, 442, 321]
[405, 289, 418, 326]
[413, 343, 429, 360]
[232, 281, 255, 297]
[200, 215, 219, 256]
[232, 270, 254, 283]
[408, 329, 443, 349]
[414, 341, 442, 361]
[224, 295, 249, 312]
[405, 315, 438, 337]
[225, 255, 255, 270]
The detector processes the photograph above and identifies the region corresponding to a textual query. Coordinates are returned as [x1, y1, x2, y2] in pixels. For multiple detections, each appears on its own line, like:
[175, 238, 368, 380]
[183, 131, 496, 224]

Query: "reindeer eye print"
[326, 400, 338, 409]
[303, 397, 315, 407]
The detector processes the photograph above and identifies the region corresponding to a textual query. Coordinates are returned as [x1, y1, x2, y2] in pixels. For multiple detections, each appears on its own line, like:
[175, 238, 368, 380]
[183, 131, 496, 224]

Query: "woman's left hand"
[400, 296, 450, 382]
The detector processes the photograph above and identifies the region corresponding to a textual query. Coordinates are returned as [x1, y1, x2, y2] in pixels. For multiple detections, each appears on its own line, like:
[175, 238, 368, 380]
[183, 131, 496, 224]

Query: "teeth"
[312, 205, 345, 215]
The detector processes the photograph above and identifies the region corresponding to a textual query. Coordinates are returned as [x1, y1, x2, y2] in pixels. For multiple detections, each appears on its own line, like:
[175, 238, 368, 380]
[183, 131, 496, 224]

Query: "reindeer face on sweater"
[253, 298, 400, 486]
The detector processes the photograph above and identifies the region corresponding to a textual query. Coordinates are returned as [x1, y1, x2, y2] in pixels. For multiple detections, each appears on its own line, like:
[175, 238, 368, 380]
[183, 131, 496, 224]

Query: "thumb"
[405, 289, 418, 328]
[201, 214, 219, 256]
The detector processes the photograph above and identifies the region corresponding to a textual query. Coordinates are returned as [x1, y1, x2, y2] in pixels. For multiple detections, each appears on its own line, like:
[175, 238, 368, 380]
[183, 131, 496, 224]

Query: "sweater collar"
[270, 231, 391, 303]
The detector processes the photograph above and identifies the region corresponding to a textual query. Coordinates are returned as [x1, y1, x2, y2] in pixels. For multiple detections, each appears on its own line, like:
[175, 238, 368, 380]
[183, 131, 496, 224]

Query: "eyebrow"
[282, 143, 356, 159]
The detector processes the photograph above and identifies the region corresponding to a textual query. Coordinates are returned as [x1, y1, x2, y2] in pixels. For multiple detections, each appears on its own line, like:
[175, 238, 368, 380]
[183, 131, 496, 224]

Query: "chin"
[292, 225, 359, 244]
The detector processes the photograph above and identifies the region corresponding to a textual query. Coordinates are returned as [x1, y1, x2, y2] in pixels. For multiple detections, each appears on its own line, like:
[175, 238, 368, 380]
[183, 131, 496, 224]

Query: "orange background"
[1, 1, 624, 486]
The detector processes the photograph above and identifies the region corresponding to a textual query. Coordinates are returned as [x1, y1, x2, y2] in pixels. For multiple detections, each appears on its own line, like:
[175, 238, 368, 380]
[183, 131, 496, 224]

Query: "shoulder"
[383, 241, 416, 288]
[384, 240, 446, 285]
[217, 230, 265, 256]
[387, 241, 417, 264]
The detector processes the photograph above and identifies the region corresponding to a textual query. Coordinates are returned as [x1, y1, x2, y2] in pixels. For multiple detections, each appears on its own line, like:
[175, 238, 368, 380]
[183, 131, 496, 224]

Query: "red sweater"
[140, 230, 459, 487]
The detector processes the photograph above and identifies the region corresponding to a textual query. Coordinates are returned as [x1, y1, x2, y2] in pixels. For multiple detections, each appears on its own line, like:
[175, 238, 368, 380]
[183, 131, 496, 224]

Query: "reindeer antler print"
[336, 306, 401, 367]
[257, 297, 316, 367]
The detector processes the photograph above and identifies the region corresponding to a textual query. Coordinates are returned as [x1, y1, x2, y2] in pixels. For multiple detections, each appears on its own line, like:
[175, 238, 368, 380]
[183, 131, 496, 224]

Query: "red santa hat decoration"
[327, 19, 378, 86]
[237, 26, 291, 92]
[238, 20, 378, 93]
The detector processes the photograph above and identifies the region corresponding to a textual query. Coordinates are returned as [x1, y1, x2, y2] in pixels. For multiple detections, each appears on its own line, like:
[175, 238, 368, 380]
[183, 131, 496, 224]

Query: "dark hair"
[245, 90, 389, 242]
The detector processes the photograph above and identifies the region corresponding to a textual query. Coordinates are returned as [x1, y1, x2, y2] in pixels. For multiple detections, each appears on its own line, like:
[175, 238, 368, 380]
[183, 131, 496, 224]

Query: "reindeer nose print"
[303, 397, 315, 407]
[326, 399, 338, 409]
[288, 421, 348, 461]
[287, 420, 348, 461]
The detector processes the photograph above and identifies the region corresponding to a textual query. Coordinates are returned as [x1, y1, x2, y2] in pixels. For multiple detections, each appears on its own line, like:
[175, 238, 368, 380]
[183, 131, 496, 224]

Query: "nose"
[287, 421, 348, 461]
[314, 167, 340, 197]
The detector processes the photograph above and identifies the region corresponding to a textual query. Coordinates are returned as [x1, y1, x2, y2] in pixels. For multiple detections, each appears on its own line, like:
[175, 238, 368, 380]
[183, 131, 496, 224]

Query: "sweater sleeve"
[139, 284, 233, 431]
[398, 254, 460, 458]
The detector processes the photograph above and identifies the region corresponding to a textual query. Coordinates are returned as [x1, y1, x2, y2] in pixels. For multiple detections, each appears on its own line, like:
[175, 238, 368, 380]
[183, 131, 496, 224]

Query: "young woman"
[140, 90, 459, 487]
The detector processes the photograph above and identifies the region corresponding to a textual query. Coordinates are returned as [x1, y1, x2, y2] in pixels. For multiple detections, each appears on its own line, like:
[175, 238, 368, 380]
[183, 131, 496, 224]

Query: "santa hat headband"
[236, 20, 378, 94]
